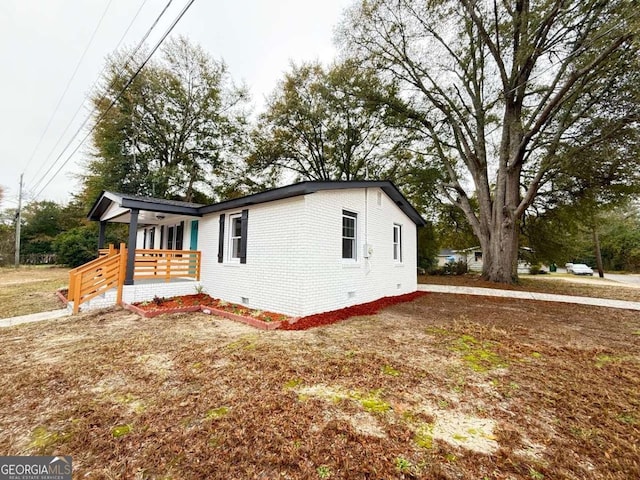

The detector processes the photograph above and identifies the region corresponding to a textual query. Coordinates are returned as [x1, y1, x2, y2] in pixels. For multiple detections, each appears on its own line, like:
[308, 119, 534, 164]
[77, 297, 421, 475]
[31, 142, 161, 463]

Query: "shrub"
[529, 263, 542, 275]
[452, 260, 468, 275]
[52, 227, 97, 267]
[427, 260, 468, 276]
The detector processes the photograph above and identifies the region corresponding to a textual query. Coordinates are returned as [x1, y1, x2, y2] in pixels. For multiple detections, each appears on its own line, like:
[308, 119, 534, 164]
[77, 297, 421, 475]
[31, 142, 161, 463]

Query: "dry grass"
[420, 273, 640, 302]
[1, 294, 638, 479]
[0, 267, 69, 318]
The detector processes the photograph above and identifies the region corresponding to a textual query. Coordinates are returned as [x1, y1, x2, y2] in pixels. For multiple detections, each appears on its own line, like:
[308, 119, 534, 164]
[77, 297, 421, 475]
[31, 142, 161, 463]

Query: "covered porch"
[69, 192, 205, 313]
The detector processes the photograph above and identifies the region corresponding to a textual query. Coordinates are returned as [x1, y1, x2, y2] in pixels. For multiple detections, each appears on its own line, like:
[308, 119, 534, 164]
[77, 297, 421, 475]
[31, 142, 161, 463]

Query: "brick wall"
[299, 188, 417, 316]
[198, 188, 418, 317]
[199, 197, 308, 316]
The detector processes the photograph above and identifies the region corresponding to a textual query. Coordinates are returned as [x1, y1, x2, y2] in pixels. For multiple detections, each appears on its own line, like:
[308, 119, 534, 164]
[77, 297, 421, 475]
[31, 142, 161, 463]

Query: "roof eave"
[119, 198, 202, 217]
[87, 181, 427, 227]
[198, 180, 427, 226]
[87, 191, 202, 222]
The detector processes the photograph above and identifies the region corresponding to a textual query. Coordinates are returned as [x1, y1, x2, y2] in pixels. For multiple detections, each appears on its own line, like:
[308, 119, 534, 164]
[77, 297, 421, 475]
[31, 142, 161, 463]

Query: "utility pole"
[14, 173, 23, 268]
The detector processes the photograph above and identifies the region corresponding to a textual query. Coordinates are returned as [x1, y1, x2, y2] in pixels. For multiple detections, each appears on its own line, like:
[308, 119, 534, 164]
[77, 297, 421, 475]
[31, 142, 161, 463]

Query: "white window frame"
[228, 213, 242, 261]
[393, 223, 402, 262]
[342, 210, 357, 261]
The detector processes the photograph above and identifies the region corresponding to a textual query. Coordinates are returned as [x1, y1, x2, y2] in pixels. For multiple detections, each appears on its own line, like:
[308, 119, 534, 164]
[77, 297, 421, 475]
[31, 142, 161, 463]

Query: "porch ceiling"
[89, 191, 203, 223]
[104, 209, 196, 225]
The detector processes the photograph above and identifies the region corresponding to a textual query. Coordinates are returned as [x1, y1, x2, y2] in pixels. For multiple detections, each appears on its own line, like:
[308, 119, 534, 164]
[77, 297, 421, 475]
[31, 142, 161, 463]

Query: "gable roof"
[88, 191, 203, 221]
[88, 181, 426, 226]
[198, 181, 426, 226]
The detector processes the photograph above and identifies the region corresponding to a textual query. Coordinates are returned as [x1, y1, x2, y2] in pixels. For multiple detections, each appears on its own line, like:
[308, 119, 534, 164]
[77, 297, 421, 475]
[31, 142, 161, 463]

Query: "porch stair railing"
[68, 244, 201, 314]
[68, 243, 126, 314]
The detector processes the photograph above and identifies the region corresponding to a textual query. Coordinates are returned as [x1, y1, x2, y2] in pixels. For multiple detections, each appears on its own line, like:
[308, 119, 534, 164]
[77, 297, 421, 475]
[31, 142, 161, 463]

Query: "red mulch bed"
[280, 291, 428, 330]
[138, 293, 210, 309]
[131, 294, 289, 324]
[128, 291, 428, 330]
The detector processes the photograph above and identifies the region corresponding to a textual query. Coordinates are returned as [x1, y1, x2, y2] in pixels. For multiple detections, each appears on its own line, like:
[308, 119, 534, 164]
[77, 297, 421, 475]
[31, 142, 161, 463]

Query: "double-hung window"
[393, 223, 402, 262]
[218, 210, 248, 264]
[342, 210, 357, 260]
[229, 214, 243, 260]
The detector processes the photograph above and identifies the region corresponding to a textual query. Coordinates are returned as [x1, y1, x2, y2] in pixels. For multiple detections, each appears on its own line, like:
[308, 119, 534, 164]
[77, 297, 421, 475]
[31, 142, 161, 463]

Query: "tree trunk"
[592, 223, 604, 278]
[479, 112, 523, 284]
[481, 221, 520, 283]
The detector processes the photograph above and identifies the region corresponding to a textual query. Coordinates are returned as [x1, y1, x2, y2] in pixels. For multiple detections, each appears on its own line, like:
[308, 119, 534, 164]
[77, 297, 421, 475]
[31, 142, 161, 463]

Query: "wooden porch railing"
[133, 249, 201, 281]
[68, 244, 201, 314]
[69, 243, 126, 314]
[98, 244, 119, 257]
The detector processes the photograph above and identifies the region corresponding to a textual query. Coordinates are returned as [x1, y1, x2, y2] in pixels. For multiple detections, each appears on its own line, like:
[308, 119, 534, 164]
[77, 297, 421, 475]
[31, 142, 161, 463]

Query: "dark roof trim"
[88, 181, 426, 226]
[88, 191, 203, 221]
[198, 181, 426, 226]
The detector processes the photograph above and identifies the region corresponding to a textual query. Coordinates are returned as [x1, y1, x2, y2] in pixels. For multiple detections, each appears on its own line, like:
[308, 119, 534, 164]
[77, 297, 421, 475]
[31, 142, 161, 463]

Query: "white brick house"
[87, 181, 426, 317]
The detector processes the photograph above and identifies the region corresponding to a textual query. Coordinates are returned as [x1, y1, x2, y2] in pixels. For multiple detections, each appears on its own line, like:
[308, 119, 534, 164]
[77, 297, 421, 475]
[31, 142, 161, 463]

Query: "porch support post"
[125, 208, 139, 285]
[98, 221, 107, 249]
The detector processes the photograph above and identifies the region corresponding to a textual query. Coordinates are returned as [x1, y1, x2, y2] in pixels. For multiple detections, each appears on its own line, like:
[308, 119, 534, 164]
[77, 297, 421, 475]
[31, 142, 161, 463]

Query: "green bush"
[428, 260, 468, 276]
[452, 260, 468, 275]
[53, 227, 98, 267]
[529, 263, 542, 275]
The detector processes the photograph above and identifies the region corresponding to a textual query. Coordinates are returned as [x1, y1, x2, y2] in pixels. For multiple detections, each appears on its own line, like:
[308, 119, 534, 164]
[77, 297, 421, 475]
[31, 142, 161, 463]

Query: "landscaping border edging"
[122, 302, 202, 318]
[199, 306, 285, 330]
[56, 289, 69, 306]
[122, 301, 287, 328]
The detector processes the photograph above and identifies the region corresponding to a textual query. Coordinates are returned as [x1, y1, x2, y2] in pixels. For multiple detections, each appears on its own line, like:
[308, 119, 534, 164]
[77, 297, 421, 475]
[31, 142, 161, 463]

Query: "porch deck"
[69, 245, 202, 313]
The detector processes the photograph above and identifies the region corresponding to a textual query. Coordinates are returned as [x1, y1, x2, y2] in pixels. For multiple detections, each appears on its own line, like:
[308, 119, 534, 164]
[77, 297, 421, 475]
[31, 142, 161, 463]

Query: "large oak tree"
[340, 0, 638, 282]
[249, 60, 416, 182]
[83, 36, 249, 204]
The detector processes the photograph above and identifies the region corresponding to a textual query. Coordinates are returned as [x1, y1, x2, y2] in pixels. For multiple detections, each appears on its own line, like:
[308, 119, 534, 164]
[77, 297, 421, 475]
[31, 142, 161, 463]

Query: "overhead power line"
[29, 0, 176, 196]
[28, 0, 167, 196]
[26, 0, 151, 196]
[23, 0, 114, 174]
[31, 0, 198, 200]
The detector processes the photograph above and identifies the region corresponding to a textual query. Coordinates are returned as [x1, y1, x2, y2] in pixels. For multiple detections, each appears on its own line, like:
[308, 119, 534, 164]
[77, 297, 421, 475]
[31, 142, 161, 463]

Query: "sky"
[0, 0, 354, 208]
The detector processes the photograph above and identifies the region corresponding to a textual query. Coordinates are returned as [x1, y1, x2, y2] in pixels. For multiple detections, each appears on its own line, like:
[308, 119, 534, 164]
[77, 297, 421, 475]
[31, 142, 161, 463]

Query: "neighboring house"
[436, 249, 464, 267]
[455, 246, 534, 273]
[84, 181, 426, 317]
[456, 246, 485, 272]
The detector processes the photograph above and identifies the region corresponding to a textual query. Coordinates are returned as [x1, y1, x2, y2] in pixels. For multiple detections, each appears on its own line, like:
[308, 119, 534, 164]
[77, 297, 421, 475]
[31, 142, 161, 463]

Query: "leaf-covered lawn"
[0, 267, 68, 318]
[1, 293, 638, 479]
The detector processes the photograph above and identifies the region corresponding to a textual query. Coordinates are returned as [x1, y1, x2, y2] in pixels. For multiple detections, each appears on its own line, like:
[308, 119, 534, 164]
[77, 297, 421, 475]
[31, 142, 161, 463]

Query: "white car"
[571, 263, 594, 276]
[565, 262, 574, 273]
